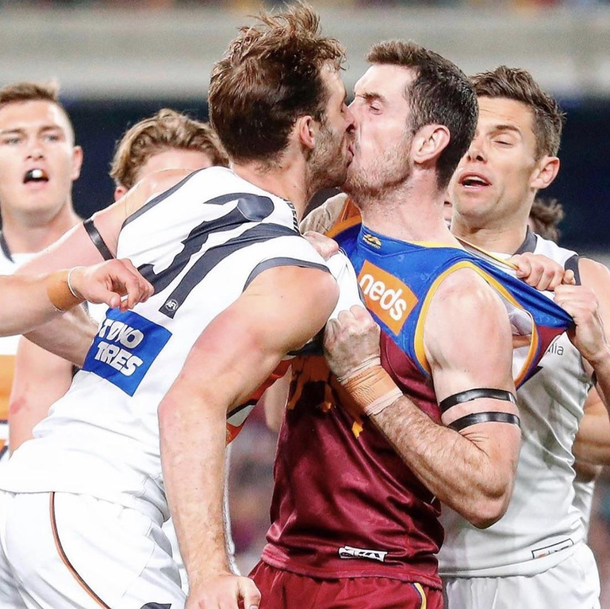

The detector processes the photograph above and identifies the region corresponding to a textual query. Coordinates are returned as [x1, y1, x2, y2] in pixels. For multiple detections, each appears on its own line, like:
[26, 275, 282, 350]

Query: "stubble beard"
[344, 135, 411, 203]
[306, 124, 350, 196]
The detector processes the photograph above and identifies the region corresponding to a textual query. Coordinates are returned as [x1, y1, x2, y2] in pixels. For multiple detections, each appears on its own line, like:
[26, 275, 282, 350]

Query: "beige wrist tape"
[46, 269, 85, 312]
[340, 365, 403, 417]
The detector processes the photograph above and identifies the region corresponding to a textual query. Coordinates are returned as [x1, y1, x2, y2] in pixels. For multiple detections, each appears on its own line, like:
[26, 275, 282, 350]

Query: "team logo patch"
[363, 233, 382, 248]
[339, 545, 388, 563]
[82, 309, 172, 396]
[358, 260, 417, 335]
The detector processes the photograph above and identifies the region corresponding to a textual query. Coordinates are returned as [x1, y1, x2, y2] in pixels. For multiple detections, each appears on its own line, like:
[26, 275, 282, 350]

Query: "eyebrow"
[356, 92, 387, 104]
[491, 124, 522, 136]
[0, 125, 64, 136]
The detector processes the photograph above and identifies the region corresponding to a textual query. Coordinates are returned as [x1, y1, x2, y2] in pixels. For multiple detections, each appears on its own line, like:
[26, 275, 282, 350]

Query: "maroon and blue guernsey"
[261, 218, 572, 589]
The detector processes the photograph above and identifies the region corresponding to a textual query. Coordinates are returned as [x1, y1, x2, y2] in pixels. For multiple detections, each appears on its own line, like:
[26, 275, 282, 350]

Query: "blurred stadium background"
[1, 0, 609, 603]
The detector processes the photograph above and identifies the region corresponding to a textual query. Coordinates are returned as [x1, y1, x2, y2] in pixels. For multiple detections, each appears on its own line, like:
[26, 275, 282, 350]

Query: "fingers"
[239, 577, 261, 609]
[562, 269, 576, 285]
[102, 259, 152, 310]
[513, 253, 564, 291]
[303, 231, 339, 260]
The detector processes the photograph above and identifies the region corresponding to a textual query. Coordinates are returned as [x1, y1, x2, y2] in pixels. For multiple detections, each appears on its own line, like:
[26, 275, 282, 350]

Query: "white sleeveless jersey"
[573, 476, 596, 535]
[0, 237, 34, 462]
[439, 232, 593, 577]
[0, 167, 337, 518]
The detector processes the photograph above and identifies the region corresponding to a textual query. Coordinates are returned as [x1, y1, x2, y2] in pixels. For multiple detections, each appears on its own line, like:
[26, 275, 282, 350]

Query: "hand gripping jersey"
[0, 233, 34, 461]
[262, 222, 572, 588]
[439, 231, 595, 577]
[0, 167, 333, 519]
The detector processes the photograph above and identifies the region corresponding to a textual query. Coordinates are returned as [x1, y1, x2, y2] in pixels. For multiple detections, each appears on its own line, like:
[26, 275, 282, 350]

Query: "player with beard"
[0, 81, 83, 461]
[439, 67, 608, 609]
[252, 42, 572, 609]
[0, 5, 356, 609]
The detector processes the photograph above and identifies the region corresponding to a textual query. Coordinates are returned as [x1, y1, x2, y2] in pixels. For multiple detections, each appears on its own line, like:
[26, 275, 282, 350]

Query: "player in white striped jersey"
[528, 198, 610, 537]
[0, 5, 356, 609]
[440, 66, 610, 608]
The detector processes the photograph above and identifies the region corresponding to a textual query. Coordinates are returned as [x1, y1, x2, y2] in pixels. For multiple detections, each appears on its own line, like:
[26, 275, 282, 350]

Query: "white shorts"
[443, 542, 600, 609]
[0, 490, 185, 609]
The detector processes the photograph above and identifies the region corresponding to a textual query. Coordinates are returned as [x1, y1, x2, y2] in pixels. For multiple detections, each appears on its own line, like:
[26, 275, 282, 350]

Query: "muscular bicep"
[423, 269, 518, 432]
[161, 265, 338, 415]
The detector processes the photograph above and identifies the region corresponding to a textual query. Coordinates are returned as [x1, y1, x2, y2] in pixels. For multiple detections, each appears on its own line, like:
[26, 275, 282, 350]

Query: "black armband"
[439, 388, 516, 414]
[83, 218, 114, 261]
[449, 411, 521, 432]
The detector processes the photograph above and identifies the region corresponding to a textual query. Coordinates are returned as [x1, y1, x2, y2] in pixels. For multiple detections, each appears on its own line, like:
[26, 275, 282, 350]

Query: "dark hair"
[110, 108, 228, 189]
[0, 80, 75, 142]
[209, 3, 345, 165]
[529, 197, 565, 243]
[367, 41, 478, 190]
[472, 66, 565, 158]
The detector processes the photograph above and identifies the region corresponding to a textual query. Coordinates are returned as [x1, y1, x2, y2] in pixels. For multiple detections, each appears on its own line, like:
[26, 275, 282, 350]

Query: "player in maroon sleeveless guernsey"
[251, 43, 532, 609]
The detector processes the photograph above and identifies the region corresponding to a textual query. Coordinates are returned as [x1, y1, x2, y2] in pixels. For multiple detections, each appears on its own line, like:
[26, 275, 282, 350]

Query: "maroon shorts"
[251, 561, 443, 609]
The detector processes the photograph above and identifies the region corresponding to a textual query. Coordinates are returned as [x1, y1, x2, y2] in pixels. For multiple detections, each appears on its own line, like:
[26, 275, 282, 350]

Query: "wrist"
[338, 364, 402, 417]
[46, 269, 85, 312]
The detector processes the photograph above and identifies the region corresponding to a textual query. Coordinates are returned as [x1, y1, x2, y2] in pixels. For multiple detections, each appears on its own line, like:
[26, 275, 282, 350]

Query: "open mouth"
[23, 168, 49, 184]
[460, 173, 491, 188]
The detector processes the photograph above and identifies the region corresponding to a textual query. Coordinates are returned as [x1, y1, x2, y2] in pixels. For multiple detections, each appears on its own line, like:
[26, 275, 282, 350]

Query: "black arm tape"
[83, 218, 114, 261]
[439, 388, 516, 414]
[449, 411, 521, 432]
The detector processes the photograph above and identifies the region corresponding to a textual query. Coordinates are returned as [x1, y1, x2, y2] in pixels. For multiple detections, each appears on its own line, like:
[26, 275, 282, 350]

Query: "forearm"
[589, 349, 610, 411]
[9, 342, 73, 453]
[23, 306, 98, 367]
[573, 407, 610, 465]
[0, 273, 76, 336]
[371, 396, 519, 528]
[160, 396, 232, 584]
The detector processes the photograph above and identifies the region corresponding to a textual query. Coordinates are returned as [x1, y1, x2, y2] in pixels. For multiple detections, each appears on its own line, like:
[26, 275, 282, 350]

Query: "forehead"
[0, 100, 71, 132]
[137, 148, 215, 180]
[354, 64, 414, 102]
[477, 97, 535, 134]
[321, 65, 346, 99]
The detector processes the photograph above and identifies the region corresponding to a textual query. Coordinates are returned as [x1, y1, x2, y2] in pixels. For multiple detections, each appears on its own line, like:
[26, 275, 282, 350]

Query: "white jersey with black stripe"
[439, 232, 594, 577]
[0, 167, 334, 518]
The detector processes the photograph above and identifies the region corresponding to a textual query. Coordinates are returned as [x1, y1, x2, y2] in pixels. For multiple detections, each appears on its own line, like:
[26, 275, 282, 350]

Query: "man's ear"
[530, 156, 560, 191]
[296, 115, 317, 151]
[114, 185, 127, 202]
[70, 145, 84, 181]
[411, 124, 451, 166]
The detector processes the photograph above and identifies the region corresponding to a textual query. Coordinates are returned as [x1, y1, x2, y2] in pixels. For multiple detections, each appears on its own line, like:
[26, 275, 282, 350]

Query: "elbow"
[458, 474, 515, 529]
[465, 494, 510, 529]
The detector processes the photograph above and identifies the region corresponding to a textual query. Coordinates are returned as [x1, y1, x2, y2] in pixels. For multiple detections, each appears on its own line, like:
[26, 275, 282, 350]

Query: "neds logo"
[82, 309, 172, 396]
[358, 260, 417, 334]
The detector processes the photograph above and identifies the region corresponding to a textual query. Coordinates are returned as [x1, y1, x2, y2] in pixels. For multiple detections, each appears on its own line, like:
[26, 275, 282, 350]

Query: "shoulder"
[431, 265, 505, 311]
[133, 168, 196, 205]
[579, 257, 610, 286]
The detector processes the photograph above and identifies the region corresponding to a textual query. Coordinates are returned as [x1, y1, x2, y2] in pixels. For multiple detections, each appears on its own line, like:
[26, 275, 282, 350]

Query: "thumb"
[239, 578, 261, 609]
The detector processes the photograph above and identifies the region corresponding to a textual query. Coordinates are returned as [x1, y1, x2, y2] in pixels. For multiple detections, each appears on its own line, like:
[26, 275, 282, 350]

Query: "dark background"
[67, 96, 610, 252]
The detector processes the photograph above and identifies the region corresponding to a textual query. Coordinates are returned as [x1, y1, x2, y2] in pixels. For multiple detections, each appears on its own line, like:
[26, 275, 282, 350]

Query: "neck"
[352, 173, 459, 246]
[231, 158, 311, 222]
[451, 210, 529, 255]
[1, 201, 80, 255]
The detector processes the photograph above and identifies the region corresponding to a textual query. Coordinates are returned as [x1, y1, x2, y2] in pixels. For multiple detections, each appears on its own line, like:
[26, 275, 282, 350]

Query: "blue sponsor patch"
[82, 309, 172, 396]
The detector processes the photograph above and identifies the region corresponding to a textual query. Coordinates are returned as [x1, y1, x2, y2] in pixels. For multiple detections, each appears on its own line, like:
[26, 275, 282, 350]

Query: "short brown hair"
[0, 80, 75, 142]
[472, 66, 565, 158]
[367, 41, 478, 191]
[110, 108, 229, 190]
[529, 197, 565, 243]
[209, 3, 345, 165]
